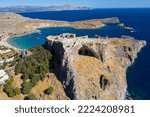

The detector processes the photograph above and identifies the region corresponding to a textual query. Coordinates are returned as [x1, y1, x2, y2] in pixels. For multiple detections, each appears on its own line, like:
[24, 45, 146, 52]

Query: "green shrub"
[21, 82, 33, 94]
[44, 86, 53, 95]
[3, 78, 21, 97]
[13, 88, 21, 95]
[31, 75, 40, 86]
[15, 46, 53, 94]
[7, 88, 16, 97]
[26, 93, 38, 100]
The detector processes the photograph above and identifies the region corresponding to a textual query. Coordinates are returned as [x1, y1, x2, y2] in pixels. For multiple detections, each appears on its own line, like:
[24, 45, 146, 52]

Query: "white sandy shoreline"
[0, 29, 40, 51]
[0, 36, 22, 51]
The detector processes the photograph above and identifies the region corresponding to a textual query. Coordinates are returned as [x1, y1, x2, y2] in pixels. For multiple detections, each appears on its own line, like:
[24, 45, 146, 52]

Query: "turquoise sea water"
[8, 25, 129, 49]
[8, 9, 150, 99]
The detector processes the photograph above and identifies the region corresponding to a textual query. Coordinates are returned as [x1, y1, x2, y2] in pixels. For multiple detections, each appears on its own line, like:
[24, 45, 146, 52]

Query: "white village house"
[0, 70, 9, 84]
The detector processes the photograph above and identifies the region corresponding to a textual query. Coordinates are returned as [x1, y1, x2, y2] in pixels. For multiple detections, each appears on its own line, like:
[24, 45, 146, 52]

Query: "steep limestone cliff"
[46, 33, 146, 100]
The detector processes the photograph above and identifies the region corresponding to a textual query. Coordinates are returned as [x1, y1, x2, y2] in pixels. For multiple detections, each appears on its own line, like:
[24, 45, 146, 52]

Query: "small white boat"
[130, 30, 136, 33]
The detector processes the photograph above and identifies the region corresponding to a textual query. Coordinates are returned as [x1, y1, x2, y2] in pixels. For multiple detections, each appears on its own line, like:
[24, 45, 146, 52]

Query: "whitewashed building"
[0, 70, 9, 84]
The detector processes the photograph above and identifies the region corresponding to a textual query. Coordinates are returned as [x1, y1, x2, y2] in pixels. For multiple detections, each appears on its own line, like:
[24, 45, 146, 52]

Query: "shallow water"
[8, 25, 129, 49]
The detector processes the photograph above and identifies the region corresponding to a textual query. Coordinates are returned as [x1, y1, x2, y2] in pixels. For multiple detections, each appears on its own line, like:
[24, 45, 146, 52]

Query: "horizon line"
[0, 5, 150, 9]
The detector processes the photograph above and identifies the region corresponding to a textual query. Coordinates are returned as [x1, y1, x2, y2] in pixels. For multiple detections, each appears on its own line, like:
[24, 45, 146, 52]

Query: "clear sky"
[0, 0, 150, 8]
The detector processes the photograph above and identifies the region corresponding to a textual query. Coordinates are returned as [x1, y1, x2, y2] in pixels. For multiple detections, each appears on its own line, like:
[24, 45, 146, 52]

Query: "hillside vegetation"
[3, 46, 53, 99]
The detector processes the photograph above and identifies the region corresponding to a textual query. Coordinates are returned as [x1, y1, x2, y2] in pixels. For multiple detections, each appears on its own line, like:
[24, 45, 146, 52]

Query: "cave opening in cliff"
[78, 47, 97, 58]
[100, 75, 109, 90]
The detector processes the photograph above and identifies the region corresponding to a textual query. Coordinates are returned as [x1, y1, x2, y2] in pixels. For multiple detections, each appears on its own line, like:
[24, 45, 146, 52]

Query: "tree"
[7, 88, 15, 97]
[13, 88, 21, 95]
[3, 78, 21, 97]
[39, 73, 45, 81]
[31, 75, 40, 86]
[21, 82, 33, 94]
[15, 46, 53, 95]
[44, 86, 53, 95]
[26, 93, 38, 100]
[15, 62, 22, 75]
[21, 74, 29, 80]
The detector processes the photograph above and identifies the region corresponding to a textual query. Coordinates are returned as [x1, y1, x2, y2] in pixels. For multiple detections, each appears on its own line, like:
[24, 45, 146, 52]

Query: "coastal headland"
[46, 33, 146, 99]
[0, 12, 146, 100]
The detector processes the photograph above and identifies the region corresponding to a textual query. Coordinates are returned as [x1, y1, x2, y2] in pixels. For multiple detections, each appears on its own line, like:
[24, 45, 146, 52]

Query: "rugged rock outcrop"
[46, 33, 146, 100]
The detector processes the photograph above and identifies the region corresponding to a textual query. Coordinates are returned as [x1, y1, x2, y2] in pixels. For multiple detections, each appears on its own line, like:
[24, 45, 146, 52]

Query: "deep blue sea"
[8, 9, 150, 99]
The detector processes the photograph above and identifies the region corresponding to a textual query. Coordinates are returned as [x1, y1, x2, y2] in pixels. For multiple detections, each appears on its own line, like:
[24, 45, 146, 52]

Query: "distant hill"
[0, 5, 91, 12]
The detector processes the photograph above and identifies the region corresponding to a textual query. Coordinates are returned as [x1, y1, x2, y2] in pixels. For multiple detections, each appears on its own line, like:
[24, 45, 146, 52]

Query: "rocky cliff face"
[46, 33, 146, 100]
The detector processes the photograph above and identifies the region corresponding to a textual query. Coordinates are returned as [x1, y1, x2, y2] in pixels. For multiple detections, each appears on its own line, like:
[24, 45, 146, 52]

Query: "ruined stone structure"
[46, 33, 146, 100]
